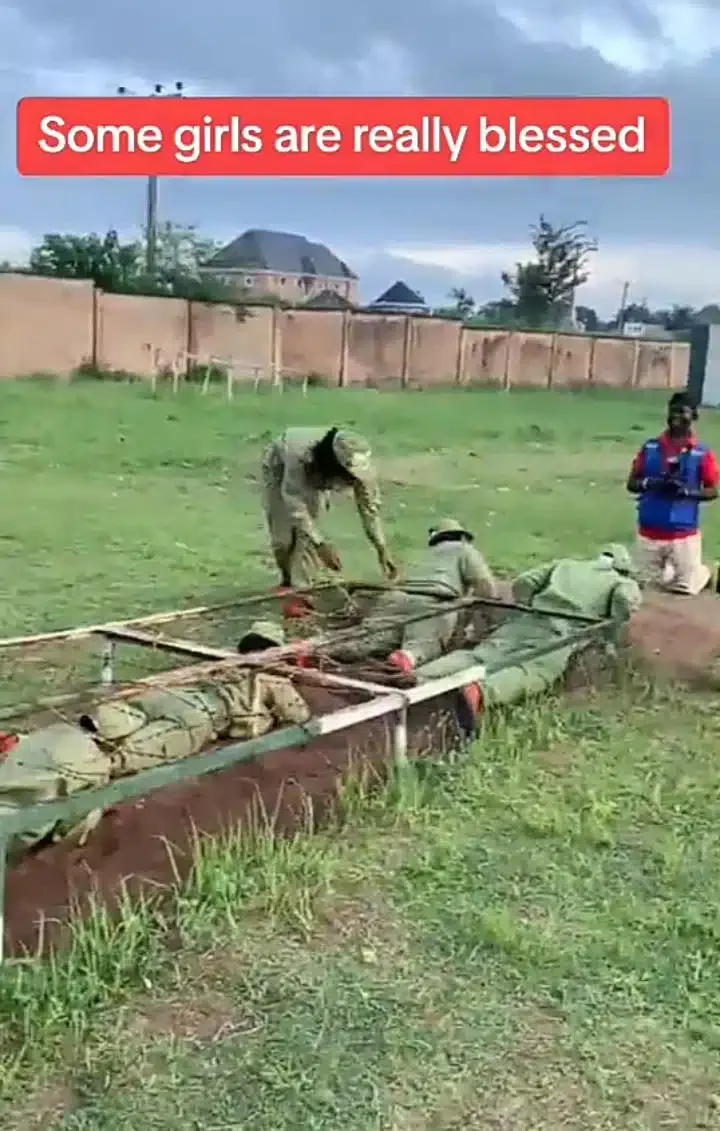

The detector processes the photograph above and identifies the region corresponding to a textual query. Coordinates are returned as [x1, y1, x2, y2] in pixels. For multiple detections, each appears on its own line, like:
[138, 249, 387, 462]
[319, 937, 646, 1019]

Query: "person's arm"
[459, 544, 499, 600]
[280, 451, 323, 545]
[261, 675, 312, 725]
[694, 449, 719, 501]
[626, 447, 649, 494]
[609, 578, 643, 621]
[352, 473, 386, 551]
[511, 563, 554, 605]
[353, 475, 397, 580]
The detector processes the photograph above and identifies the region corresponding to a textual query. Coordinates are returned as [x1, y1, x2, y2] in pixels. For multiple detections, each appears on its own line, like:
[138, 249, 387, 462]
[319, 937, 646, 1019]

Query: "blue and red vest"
[637, 440, 705, 536]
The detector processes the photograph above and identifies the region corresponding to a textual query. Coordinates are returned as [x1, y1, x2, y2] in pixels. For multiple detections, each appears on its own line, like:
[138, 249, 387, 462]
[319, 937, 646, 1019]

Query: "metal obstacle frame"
[0, 583, 618, 963]
[147, 345, 319, 398]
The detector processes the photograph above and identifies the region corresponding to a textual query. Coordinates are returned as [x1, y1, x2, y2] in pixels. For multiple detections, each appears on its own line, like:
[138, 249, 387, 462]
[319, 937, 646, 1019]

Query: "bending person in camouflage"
[416, 543, 642, 732]
[329, 518, 498, 668]
[261, 426, 397, 607]
[0, 627, 310, 851]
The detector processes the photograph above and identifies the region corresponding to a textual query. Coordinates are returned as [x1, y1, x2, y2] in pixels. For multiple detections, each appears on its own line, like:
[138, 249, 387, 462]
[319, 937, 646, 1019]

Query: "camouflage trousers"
[261, 443, 325, 588]
[331, 589, 460, 666]
[417, 622, 573, 706]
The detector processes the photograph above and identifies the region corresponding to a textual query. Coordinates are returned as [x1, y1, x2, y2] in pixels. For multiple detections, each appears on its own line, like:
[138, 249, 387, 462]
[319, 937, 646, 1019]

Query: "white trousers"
[634, 532, 711, 596]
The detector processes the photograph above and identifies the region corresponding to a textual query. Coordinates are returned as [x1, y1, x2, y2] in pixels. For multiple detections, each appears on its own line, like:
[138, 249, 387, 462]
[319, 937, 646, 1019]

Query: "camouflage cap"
[430, 517, 473, 537]
[599, 543, 636, 576]
[332, 429, 374, 479]
[238, 619, 286, 649]
[429, 517, 473, 543]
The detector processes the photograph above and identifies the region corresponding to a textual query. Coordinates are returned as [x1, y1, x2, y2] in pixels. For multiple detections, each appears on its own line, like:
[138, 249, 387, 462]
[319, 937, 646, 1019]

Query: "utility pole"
[116, 81, 184, 277]
[617, 280, 630, 333]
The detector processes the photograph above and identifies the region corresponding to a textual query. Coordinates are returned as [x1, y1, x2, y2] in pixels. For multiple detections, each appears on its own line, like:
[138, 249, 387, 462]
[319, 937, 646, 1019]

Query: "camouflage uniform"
[261, 427, 387, 588]
[331, 518, 498, 666]
[89, 671, 311, 774]
[0, 669, 310, 850]
[417, 543, 642, 706]
[0, 723, 111, 848]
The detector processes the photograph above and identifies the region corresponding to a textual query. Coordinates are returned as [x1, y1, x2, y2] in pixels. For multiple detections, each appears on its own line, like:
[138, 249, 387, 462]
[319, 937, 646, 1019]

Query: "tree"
[447, 286, 476, 318]
[657, 304, 695, 332]
[472, 298, 519, 327]
[148, 222, 239, 301]
[27, 223, 245, 305]
[501, 216, 597, 328]
[574, 304, 598, 331]
[30, 229, 143, 291]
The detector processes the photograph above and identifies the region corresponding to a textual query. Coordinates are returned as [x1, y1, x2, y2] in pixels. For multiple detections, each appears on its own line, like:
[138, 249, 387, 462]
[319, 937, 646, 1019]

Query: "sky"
[3, 0, 720, 315]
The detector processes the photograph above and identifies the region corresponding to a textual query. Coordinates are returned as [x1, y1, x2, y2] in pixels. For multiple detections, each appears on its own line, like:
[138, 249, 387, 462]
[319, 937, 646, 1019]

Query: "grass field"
[2, 380, 720, 1130]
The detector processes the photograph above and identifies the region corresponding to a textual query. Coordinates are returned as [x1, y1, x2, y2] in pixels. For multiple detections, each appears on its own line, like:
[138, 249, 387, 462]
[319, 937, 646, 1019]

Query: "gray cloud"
[4, 0, 720, 310]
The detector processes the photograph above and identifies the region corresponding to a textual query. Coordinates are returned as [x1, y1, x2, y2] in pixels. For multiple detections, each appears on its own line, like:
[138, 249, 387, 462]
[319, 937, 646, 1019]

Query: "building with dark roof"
[200, 229, 359, 304]
[302, 288, 356, 310]
[366, 281, 429, 314]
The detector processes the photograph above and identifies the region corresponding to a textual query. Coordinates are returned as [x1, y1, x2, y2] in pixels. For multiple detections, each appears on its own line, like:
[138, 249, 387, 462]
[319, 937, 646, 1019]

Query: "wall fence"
[0, 273, 689, 390]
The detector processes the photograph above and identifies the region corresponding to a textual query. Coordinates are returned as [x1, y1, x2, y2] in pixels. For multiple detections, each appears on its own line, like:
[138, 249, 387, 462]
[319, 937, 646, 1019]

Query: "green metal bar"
[473, 596, 602, 625]
[0, 720, 319, 840]
[483, 620, 615, 673]
[0, 837, 6, 964]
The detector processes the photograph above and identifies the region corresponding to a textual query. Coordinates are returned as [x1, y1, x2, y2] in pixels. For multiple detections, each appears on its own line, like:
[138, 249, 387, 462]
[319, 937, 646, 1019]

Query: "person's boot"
[282, 594, 314, 620]
[388, 649, 415, 674]
[0, 732, 19, 759]
[272, 547, 293, 594]
[453, 682, 483, 740]
[291, 641, 313, 668]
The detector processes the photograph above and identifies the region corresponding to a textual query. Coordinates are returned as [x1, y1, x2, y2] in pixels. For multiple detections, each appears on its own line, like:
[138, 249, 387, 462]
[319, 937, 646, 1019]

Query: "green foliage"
[502, 215, 597, 328]
[29, 229, 141, 292]
[27, 223, 247, 309]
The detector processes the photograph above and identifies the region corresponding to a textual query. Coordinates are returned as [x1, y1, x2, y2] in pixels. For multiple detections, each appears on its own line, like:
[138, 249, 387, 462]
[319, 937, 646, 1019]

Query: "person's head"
[311, 427, 372, 486]
[667, 390, 697, 438]
[237, 619, 286, 654]
[428, 518, 474, 548]
[598, 543, 636, 578]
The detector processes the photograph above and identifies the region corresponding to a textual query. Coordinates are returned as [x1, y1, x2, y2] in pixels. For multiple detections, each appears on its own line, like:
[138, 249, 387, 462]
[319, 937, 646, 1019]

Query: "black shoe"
[453, 690, 479, 741]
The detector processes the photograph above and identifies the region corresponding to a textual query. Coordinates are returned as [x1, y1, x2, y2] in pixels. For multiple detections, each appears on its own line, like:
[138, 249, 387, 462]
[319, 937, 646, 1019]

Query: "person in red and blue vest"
[626, 390, 719, 594]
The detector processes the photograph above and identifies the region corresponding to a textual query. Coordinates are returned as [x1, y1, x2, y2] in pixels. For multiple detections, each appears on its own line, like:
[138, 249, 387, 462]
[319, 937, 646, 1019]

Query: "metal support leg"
[393, 705, 408, 766]
[100, 639, 115, 686]
[0, 836, 7, 966]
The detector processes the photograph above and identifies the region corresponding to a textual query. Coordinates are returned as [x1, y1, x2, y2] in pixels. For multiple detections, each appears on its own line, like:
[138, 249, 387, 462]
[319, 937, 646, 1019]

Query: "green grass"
[2, 380, 720, 1129]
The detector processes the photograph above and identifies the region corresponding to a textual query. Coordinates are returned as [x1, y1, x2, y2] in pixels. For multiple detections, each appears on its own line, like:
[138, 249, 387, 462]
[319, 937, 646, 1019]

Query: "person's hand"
[660, 476, 685, 497]
[642, 476, 665, 492]
[317, 541, 342, 571]
[377, 547, 398, 581]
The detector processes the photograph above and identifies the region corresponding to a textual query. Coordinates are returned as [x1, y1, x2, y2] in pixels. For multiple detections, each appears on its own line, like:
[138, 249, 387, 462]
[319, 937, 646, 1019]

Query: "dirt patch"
[630, 589, 720, 686]
[4, 1079, 75, 1131]
[3, 681, 461, 959]
[131, 990, 253, 1043]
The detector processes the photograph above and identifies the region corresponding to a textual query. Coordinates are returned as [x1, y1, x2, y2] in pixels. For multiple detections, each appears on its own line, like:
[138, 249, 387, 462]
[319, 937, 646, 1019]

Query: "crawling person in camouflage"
[260, 426, 397, 612]
[416, 543, 642, 736]
[0, 634, 310, 852]
[328, 518, 498, 669]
